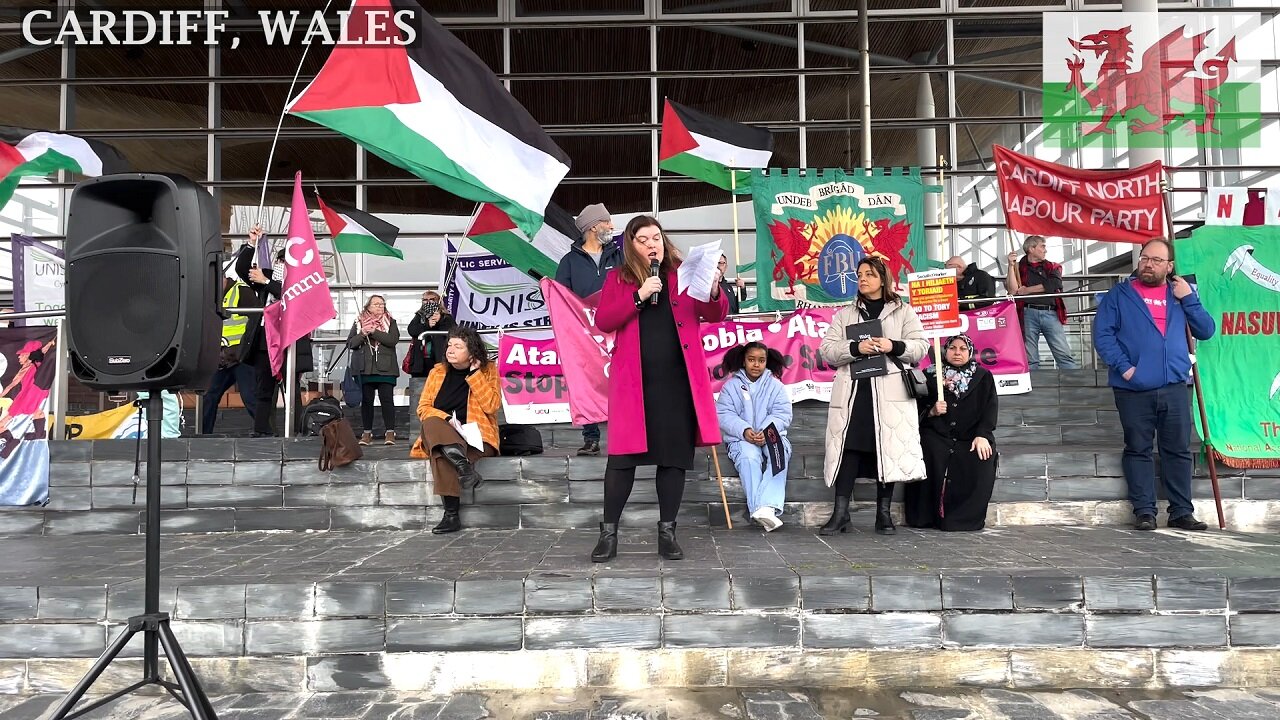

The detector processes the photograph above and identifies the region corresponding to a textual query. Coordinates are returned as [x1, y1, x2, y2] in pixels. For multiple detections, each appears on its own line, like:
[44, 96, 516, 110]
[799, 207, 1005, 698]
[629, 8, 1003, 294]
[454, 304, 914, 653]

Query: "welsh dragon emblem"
[1065, 24, 1239, 135]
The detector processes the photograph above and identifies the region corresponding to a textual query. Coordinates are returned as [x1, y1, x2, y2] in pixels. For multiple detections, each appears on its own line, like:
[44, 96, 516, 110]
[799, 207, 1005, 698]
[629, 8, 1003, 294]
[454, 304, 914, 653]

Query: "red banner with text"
[994, 145, 1164, 243]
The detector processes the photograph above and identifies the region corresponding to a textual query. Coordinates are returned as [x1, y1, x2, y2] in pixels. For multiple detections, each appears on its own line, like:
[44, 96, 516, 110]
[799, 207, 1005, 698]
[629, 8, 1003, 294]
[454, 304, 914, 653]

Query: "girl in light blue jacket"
[715, 342, 793, 531]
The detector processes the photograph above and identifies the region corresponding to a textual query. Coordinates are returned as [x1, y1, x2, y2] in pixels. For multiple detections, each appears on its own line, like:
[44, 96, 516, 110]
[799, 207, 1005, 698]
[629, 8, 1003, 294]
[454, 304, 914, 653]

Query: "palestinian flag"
[465, 201, 577, 280]
[287, 0, 570, 238]
[0, 127, 128, 210]
[659, 100, 773, 193]
[316, 195, 404, 260]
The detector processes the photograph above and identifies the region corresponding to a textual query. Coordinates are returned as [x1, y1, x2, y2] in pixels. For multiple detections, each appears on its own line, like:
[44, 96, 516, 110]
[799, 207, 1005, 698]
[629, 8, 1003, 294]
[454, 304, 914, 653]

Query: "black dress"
[606, 284, 697, 471]
[903, 367, 999, 531]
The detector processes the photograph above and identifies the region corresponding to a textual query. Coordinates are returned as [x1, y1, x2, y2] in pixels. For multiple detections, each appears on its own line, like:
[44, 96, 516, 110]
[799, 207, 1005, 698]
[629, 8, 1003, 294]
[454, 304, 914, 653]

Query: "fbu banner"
[498, 299, 1030, 425]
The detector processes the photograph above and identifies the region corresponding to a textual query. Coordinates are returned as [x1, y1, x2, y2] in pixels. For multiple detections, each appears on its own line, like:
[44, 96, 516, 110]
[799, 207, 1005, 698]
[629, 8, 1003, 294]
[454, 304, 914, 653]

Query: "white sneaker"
[752, 507, 783, 532]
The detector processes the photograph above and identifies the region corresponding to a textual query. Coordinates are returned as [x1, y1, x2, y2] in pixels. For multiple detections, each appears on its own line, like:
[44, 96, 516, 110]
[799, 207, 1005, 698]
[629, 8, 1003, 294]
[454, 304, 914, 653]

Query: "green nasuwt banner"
[751, 167, 935, 312]
[1177, 225, 1280, 467]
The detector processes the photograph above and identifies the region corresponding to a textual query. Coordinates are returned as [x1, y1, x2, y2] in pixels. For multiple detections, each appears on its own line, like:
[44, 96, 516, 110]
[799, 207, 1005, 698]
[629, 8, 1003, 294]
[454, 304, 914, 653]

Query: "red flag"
[263, 172, 337, 376]
[540, 278, 612, 425]
[994, 145, 1165, 243]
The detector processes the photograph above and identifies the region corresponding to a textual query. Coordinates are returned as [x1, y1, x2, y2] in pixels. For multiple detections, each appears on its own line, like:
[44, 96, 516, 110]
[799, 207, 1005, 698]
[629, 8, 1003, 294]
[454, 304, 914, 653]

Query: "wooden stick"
[933, 336, 944, 399]
[731, 167, 741, 276]
[937, 154, 947, 255]
[711, 446, 733, 529]
[1161, 180, 1225, 529]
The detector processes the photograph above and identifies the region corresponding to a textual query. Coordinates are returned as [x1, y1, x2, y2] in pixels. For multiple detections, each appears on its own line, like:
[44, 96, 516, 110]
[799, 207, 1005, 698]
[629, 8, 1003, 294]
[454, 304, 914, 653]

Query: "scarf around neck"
[359, 310, 389, 334]
[926, 333, 978, 397]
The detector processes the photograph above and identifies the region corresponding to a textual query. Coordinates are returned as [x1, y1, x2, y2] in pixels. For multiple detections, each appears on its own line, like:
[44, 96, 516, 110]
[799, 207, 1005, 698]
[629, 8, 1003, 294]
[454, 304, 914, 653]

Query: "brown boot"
[358, 431, 373, 446]
[384, 430, 396, 445]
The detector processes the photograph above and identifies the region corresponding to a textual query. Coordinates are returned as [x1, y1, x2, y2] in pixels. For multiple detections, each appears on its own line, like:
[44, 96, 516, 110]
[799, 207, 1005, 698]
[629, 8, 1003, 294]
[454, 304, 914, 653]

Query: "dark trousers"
[360, 382, 396, 434]
[1114, 382, 1195, 520]
[583, 423, 601, 443]
[200, 362, 257, 434]
[251, 346, 278, 436]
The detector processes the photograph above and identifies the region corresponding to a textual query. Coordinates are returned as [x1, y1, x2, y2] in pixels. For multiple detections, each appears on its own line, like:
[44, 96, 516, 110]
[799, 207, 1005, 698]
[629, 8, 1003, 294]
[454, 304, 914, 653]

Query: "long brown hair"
[857, 256, 900, 303]
[618, 215, 682, 287]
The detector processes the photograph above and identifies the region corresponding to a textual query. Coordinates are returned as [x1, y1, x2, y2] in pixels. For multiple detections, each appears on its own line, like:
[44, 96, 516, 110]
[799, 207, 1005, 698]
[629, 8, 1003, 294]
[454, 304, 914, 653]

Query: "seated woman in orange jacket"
[410, 326, 500, 534]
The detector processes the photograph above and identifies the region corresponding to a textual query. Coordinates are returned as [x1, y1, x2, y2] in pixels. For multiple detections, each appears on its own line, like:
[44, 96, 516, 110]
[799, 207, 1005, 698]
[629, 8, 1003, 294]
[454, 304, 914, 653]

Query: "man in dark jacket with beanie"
[555, 203, 621, 455]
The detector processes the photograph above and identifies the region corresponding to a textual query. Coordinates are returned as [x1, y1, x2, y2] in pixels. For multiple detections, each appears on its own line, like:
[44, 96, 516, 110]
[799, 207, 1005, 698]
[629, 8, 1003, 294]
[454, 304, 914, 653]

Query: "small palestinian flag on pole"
[316, 195, 404, 260]
[659, 100, 773, 193]
[0, 126, 128, 210]
[465, 201, 577, 280]
[287, 0, 570, 238]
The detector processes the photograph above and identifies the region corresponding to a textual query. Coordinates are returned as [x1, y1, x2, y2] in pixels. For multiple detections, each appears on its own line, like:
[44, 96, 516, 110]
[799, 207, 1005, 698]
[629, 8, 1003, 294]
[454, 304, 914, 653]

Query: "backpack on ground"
[499, 424, 544, 456]
[319, 418, 362, 471]
[302, 395, 344, 436]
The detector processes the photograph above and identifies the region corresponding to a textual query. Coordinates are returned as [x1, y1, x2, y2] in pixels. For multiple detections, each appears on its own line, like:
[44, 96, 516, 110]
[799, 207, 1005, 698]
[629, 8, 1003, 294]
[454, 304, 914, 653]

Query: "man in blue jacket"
[555, 203, 622, 456]
[1093, 238, 1216, 531]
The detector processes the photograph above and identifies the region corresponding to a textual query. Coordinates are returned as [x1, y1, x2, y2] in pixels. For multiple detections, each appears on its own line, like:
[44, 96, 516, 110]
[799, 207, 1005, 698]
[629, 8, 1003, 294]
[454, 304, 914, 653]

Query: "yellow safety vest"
[221, 283, 249, 348]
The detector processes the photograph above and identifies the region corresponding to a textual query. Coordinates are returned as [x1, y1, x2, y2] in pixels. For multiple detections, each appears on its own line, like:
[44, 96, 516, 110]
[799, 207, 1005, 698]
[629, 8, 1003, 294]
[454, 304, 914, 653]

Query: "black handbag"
[889, 355, 929, 399]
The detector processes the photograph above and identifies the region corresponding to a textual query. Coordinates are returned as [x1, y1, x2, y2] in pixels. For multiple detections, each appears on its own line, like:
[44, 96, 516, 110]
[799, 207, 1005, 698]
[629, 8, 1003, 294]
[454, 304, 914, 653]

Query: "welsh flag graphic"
[287, 0, 570, 237]
[0, 127, 128, 210]
[316, 195, 404, 260]
[1042, 12, 1262, 148]
[465, 201, 577, 280]
[659, 100, 773, 193]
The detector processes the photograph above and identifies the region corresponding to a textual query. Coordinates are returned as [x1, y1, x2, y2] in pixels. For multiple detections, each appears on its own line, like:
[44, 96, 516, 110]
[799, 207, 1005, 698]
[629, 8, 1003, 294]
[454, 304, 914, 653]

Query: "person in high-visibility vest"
[199, 277, 259, 434]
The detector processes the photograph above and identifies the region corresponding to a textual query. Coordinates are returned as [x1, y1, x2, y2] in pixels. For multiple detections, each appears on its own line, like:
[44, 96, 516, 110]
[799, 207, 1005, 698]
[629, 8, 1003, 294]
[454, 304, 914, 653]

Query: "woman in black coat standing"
[903, 334, 998, 531]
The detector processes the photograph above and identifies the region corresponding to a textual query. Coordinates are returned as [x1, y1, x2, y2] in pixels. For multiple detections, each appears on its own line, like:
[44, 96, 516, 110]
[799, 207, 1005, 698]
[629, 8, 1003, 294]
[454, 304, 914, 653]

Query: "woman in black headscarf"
[903, 334, 999, 531]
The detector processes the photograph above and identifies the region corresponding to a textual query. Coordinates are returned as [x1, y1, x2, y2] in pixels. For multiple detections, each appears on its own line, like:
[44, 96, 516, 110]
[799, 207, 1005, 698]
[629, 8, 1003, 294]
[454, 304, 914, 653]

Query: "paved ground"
[6, 525, 1280, 586]
[4, 687, 1280, 720]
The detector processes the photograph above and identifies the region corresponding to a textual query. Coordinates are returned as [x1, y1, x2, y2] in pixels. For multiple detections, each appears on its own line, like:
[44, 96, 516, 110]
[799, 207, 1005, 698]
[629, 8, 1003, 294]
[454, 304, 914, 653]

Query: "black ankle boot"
[875, 484, 896, 536]
[440, 444, 483, 490]
[818, 494, 852, 536]
[657, 521, 684, 560]
[591, 522, 619, 563]
[432, 509, 461, 534]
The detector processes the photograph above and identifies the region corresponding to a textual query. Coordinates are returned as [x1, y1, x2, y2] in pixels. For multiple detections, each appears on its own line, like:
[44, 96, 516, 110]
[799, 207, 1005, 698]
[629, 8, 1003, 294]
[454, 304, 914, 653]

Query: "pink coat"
[596, 267, 729, 456]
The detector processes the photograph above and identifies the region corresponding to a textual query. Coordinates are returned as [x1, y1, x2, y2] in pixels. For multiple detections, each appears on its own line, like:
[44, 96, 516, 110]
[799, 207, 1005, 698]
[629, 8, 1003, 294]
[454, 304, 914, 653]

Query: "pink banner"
[264, 172, 336, 376]
[499, 294, 1031, 424]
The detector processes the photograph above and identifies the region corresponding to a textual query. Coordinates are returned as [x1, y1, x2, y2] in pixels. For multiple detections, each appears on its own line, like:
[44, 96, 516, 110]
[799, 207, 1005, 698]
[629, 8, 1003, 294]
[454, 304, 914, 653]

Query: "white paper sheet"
[678, 239, 723, 302]
[450, 413, 486, 452]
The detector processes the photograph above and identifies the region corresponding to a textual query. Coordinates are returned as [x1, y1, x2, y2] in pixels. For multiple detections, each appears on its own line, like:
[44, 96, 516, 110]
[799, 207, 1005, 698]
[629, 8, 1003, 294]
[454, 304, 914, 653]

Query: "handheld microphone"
[649, 259, 661, 305]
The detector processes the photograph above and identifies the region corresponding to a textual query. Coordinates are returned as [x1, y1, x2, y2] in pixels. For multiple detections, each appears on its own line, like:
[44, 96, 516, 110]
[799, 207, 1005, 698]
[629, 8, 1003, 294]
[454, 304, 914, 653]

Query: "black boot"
[657, 521, 684, 560]
[432, 509, 461, 534]
[818, 494, 852, 536]
[875, 483, 896, 536]
[440, 443, 483, 490]
[591, 522, 619, 563]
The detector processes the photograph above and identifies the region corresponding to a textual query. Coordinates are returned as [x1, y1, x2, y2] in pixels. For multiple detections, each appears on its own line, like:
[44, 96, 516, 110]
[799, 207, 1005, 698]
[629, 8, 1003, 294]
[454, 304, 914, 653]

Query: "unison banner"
[1178, 225, 1280, 467]
[0, 327, 56, 506]
[499, 298, 1031, 424]
[993, 145, 1164, 243]
[751, 167, 933, 311]
[444, 241, 550, 333]
[10, 234, 64, 327]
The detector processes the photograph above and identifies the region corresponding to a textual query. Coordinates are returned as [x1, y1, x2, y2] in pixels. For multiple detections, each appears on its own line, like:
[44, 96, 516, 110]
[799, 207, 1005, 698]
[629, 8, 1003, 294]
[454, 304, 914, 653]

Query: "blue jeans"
[1113, 383, 1195, 520]
[1022, 307, 1079, 370]
[727, 438, 791, 515]
[200, 362, 257, 434]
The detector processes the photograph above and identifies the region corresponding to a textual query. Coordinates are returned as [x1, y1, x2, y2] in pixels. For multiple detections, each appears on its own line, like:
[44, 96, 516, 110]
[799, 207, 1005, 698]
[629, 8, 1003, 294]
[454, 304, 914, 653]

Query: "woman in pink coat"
[591, 215, 728, 562]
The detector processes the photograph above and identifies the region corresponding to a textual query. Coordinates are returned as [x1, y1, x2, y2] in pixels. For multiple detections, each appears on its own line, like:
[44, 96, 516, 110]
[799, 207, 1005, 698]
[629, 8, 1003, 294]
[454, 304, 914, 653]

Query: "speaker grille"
[68, 250, 180, 376]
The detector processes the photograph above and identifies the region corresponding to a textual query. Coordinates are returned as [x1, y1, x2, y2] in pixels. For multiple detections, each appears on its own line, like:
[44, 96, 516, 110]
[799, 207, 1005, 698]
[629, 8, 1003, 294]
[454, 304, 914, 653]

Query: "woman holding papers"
[716, 342, 793, 531]
[904, 334, 999, 531]
[410, 326, 500, 535]
[818, 256, 928, 536]
[591, 215, 728, 562]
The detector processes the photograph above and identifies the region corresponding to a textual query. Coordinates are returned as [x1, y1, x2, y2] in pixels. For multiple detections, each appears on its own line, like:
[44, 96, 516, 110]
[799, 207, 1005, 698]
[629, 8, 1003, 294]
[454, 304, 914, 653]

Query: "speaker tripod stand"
[49, 393, 218, 720]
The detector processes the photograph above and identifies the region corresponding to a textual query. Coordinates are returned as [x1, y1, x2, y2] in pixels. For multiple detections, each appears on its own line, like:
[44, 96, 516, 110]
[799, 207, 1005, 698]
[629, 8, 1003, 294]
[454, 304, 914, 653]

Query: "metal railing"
[3, 271, 1131, 439]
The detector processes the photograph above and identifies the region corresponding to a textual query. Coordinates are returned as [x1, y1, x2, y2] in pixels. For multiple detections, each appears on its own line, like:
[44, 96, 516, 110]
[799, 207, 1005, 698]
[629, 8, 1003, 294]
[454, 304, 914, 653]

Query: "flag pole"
[731, 165, 741, 272]
[937, 154, 947, 256]
[1162, 178, 1225, 529]
[256, 0, 335, 226]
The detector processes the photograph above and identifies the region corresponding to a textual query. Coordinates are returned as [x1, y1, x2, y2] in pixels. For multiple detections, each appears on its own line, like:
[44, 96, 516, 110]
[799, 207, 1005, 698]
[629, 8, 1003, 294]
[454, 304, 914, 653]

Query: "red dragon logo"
[1066, 25, 1238, 135]
[767, 218, 816, 296]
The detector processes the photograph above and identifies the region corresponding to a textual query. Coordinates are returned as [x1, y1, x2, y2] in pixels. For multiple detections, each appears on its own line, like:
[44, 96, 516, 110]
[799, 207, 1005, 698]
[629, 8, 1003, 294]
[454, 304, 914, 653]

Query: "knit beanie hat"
[574, 203, 610, 236]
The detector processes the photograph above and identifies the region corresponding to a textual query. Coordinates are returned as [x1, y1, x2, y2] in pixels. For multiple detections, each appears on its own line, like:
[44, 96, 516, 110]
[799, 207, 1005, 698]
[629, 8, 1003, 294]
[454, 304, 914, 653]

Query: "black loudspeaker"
[65, 173, 222, 391]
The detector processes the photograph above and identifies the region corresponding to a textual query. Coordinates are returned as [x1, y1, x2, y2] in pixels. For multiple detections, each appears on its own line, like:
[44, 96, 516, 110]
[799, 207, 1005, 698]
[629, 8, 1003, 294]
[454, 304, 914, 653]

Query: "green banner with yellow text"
[1177, 225, 1280, 467]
